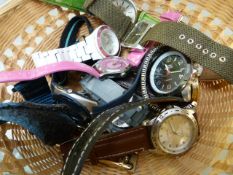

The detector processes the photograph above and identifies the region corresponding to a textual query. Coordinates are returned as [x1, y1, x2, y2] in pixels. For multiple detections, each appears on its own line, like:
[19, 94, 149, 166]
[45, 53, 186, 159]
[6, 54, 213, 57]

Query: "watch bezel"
[149, 50, 192, 95]
[141, 46, 193, 100]
[96, 25, 120, 57]
[94, 57, 131, 78]
[150, 107, 199, 155]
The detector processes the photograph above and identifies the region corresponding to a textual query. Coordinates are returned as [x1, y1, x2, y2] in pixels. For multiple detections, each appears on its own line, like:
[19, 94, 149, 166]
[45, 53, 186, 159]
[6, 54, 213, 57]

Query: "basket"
[0, 0, 232, 174]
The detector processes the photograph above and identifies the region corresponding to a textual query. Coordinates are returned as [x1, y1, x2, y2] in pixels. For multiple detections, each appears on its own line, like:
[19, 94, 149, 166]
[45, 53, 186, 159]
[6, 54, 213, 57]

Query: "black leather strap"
[62, 97, 182, 175]
[0, 102, 80, 145]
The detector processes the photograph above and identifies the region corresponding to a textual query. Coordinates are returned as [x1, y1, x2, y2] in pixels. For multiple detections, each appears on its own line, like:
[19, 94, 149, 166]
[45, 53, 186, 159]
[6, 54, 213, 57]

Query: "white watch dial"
[112, 0, 137, 23]
[100, 29, 119, 56]
[152, 112, 198, 155]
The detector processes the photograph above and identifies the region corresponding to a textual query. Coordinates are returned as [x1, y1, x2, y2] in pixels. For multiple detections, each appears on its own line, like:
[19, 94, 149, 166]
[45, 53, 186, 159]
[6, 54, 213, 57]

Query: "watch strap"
[140, 22, 233, 83]
[0, 102, 79, 145]
[54, 15, 93, 85]
[0, 61, 101, 83]
[13, 77, 54, 104]
[62, 97, 182, 175]
[92, 65, 142, 115]
[84, 0, 133, 39]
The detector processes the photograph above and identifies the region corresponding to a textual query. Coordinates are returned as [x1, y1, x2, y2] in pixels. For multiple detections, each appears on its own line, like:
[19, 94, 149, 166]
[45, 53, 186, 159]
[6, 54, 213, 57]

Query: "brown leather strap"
[90, 126, 153, 163]
[60, 126, 153, 163]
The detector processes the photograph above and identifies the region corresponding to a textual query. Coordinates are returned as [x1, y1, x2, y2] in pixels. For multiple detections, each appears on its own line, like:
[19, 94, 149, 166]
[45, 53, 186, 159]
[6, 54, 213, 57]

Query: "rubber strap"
[0, 61, 100, 83]
[53, 16, 94, 85]
[140, 22, 233, 83]
[62, 97, 182, 175]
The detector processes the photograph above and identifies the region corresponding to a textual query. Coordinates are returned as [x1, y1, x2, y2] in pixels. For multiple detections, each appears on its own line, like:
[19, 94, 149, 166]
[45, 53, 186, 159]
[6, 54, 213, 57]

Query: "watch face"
[96, 57, 130, 74]
[151, 109, 198, 155]
[112, 0, 137, 22]
[99, 28, 120, 56]
[149, 51, 191, 94]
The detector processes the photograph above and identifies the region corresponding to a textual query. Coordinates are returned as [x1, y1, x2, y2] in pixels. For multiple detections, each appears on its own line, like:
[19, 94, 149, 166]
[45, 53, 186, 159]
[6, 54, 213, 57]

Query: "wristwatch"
[32, 25, 120, 68]
[79, 75, 149, 132]
[141, 46, 202, 112]
[61, 97, 188, 175]
[137, 22, 233, 84]
[41, 0, 86, 11]
[84, 0, 182, 49]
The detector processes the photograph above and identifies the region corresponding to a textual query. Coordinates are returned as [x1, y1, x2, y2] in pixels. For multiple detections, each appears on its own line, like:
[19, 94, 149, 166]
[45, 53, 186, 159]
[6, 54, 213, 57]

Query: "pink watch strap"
[0, 61, 100, 83]
[127, 48, 149, 67]
[160, 11, 182, 22]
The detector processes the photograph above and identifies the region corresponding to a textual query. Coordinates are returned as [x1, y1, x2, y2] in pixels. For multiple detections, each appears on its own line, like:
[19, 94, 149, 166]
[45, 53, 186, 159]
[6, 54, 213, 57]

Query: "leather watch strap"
[84, 0, 133, 39]
[0, 102, 79, 145]
[89, 125, 153, 162]
[140, 22, 233, 84]
[62, 97, 182, 175]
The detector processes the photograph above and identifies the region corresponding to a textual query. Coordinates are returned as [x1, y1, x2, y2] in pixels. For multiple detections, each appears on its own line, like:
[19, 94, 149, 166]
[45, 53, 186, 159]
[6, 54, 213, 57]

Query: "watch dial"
[157, 114, 196, 154]
[149, 51, 191, 94]
[112, 0, 137, 22]
[100, 29, 119, 56]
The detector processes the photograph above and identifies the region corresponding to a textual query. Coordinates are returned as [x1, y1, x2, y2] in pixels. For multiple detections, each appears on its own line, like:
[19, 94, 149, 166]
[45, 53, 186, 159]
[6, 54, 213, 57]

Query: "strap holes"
[210, 53, 217, 58]
[219, 56, 226, 62]
[196, 44, 202, 49]
[202, 49, 209, 55]
[187, 38, 194, 44]
[179, 34, 186, 40]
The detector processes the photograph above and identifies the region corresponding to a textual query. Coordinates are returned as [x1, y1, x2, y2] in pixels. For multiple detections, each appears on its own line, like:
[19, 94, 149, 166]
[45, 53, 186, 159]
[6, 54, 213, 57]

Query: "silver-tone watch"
[141, 46, 202, 109]
[144, 102, 199, 155]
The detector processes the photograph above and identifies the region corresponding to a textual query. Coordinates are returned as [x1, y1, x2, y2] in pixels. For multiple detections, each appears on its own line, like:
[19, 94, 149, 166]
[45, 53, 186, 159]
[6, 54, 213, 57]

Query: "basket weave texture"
[0, 0, 232, 174]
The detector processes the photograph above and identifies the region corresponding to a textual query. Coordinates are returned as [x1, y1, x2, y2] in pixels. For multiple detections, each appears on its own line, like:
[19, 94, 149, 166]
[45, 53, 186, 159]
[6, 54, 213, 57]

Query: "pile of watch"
[0, 0, 233, 174]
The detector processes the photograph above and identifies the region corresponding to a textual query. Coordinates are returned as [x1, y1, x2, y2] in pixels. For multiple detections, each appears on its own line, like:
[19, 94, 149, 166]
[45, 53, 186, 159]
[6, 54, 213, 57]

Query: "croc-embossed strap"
[140, 22, 233, 84]
[62, 97, 182, 175]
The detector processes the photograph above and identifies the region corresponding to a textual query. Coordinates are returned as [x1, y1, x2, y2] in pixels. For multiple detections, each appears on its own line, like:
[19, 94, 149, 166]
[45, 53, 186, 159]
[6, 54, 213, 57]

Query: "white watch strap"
[32, 32, 104, 68]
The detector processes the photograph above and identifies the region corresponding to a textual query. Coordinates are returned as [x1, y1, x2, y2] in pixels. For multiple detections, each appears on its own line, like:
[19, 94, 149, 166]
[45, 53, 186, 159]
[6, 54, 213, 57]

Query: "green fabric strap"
[84, 0, 133, 39]
[141, 22, 233, 83]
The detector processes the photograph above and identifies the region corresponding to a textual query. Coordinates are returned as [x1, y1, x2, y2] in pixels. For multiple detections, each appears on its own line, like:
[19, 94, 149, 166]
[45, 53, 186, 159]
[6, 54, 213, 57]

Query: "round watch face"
[151, 109, 198, 155]
[112, 0, 137, 22]
[149, 51, 191, 94]
[96, 57, 130, 74]
[99, 28, 120, 56]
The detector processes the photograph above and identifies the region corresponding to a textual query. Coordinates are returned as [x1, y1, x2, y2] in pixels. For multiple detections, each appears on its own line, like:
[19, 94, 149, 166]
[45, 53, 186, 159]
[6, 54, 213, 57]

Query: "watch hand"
[170, 68, 185, 74]
[168, 121, 177, 134]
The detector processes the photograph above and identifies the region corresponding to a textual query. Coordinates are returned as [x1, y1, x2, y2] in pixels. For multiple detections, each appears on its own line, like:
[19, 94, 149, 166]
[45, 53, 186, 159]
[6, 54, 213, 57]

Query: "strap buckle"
[99, 154, 138, 173]
[122, 20, 155, 49]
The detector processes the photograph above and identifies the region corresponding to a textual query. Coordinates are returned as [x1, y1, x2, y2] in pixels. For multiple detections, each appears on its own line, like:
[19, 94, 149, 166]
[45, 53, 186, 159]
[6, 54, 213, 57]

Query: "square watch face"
[123, 21, 151, 47]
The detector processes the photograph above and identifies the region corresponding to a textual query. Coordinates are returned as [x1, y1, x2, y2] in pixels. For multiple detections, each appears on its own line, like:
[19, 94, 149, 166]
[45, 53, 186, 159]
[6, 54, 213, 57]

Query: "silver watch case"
[148, 106, 199, 155]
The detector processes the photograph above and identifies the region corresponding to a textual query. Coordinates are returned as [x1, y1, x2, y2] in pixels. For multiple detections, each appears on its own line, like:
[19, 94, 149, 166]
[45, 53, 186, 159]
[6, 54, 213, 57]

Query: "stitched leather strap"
[140, 22, 233, 83]
[62, 97, 182, 175]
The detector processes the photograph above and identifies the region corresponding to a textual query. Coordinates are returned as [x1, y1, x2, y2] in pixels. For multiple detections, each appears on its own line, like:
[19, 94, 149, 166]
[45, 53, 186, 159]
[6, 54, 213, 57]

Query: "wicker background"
[0, 0, 232, 174]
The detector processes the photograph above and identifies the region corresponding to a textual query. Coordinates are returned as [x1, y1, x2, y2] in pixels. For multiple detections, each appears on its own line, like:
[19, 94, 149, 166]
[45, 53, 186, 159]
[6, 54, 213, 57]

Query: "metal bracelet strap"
[140, 22, 233, 84]
[62, 97, 182, 175]
[84, 0, 133, 39]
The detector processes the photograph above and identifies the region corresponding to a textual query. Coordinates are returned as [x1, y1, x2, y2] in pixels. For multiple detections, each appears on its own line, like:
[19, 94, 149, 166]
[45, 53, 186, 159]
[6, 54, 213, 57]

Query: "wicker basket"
[0, 0, 232, 174]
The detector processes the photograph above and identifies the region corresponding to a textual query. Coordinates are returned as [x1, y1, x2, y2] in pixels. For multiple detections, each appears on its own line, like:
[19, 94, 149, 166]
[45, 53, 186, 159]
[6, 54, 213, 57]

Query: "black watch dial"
[149, 51, 191, 94]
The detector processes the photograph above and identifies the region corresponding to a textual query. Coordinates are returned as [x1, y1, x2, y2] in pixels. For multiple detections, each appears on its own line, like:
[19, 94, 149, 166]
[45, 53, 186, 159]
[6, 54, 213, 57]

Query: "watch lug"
[181, 83, 192, 102]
